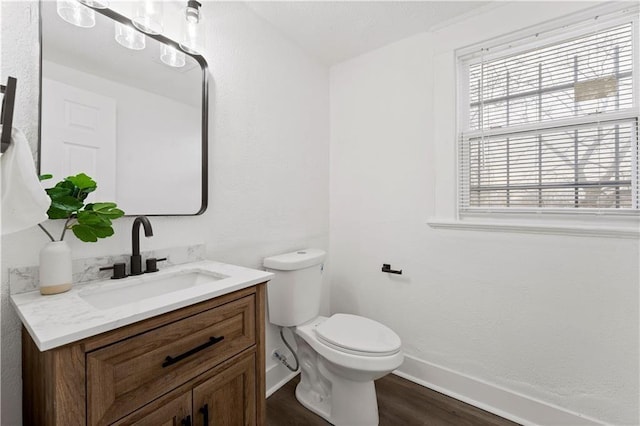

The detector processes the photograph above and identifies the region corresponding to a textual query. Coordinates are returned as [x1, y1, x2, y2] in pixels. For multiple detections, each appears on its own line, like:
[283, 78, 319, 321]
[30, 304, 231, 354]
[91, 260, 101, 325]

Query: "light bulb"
[161, 44, 186, 68]
[56, 0, 95, 28]
[115, 22, 145, 50]
[185, 0, 201, 23]
[132, 1, 164, 35]
[179, 1, 205, 54]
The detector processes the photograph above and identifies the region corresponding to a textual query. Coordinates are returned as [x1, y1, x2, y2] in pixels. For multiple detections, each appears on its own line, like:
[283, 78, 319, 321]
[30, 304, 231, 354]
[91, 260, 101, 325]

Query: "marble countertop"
[11, 260, 273, 351]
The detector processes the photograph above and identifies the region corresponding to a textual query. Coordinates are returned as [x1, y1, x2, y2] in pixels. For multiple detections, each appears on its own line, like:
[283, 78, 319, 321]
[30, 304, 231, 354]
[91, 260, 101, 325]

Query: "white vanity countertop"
[11, 260, 273, 352]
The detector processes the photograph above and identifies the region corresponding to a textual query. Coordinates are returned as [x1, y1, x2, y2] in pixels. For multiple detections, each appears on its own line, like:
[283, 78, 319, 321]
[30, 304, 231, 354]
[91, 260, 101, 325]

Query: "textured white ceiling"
[245, 1, 493, 65]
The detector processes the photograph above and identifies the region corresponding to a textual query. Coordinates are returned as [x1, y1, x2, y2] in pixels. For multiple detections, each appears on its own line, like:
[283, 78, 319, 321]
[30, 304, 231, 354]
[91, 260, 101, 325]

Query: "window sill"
[427, 218, 639, 239]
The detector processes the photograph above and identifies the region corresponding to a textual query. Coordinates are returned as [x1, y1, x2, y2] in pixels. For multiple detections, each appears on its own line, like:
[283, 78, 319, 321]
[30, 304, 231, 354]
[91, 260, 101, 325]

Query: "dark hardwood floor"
[266, 374, 520, 426]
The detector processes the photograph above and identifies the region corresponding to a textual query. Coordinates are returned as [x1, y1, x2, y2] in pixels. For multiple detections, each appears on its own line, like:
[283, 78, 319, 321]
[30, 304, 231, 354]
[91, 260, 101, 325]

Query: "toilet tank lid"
[263, 249, 326, 271]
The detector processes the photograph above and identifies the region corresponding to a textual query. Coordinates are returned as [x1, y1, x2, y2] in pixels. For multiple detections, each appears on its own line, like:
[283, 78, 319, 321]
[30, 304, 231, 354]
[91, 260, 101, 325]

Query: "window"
[457, 11, 639, 215]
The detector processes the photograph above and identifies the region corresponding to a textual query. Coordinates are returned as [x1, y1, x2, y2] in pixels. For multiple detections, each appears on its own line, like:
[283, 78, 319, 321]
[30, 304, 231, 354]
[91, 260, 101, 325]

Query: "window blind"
[458, 19, 639, 213]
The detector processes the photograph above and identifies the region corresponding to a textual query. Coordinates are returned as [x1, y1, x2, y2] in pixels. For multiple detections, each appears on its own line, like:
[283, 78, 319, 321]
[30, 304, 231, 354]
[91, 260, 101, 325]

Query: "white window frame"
[454, 5, 640, 228]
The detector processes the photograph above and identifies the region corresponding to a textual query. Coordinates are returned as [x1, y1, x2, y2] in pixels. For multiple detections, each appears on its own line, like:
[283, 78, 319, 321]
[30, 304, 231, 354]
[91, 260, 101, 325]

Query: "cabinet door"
[193, 352, 256, 426]
[111, 388, 191, 426]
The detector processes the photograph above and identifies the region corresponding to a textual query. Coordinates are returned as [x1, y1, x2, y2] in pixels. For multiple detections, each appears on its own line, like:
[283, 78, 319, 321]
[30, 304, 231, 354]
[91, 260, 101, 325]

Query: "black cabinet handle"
[162, 336, 224, 368]
[181, 415, 191, 426]
[199, 404, 209, 426]
[382, 264, 402, 274]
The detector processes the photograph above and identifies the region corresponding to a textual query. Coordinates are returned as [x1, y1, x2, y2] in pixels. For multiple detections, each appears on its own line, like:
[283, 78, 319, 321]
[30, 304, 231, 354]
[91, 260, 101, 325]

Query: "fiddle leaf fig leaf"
[100, 208, 125, 219]
[39, 174, 53, 181]
[46, 206, 71, 220]
[108, 208, 124, 217]
[76, 210, 109, 226]
[86, 203, 124, 219]
[50, 196, 83, 212]
[92, 225, 114, 238]
[46, 186, 72, 199]
[71, 224, 115, 242]
[74, 212, 115, 240]
[66, 173, 97, 191]
[71, 224, 98, 242]
[89, 202, 117, 211]
[55, 180, 75, 191]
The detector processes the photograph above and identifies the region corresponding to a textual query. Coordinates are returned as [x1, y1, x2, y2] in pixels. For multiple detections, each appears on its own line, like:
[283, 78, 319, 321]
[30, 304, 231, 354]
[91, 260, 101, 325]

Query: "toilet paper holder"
[381, 264, 402, 275]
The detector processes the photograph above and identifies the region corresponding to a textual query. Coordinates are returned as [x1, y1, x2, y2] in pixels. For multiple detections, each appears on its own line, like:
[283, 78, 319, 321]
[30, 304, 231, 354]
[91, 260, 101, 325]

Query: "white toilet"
[264, 249, 403, 426]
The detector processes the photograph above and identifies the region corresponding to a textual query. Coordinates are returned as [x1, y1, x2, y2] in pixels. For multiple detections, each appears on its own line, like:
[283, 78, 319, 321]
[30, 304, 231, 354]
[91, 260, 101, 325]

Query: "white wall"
[330, 2, 638, 425]
[0, 2, 329, 424]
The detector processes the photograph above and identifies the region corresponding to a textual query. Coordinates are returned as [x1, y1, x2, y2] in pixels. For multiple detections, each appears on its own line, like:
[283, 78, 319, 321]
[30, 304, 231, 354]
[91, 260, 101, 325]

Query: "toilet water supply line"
[274, 327, 300, 372]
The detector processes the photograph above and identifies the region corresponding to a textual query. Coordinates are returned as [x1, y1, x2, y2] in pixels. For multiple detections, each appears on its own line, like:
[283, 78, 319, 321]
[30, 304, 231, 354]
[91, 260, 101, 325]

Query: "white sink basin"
[80, 269, 229, 310]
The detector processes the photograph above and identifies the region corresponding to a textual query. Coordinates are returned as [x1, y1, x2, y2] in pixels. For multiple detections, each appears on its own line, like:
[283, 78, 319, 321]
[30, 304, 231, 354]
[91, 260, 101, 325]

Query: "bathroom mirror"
[39, 1, 208, 216]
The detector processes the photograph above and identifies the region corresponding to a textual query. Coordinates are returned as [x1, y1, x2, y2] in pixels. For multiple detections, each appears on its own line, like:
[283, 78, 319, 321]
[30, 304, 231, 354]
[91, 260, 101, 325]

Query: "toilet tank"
[263, 249, 326, 327]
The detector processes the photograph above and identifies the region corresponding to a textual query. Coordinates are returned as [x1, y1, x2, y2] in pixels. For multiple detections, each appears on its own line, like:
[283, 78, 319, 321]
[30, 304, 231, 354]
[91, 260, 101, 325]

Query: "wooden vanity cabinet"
[22, 284, 267, 426]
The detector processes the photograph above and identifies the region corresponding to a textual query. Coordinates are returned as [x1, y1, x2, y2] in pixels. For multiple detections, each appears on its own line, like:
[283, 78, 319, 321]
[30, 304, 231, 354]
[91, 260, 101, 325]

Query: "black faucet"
[131, 216, 153, 276]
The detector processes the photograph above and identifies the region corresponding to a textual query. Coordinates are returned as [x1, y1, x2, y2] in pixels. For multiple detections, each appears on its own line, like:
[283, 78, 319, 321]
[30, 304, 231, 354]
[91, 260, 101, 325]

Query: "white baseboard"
[266, 363, 299, 398]
[394, 354, 604, 426]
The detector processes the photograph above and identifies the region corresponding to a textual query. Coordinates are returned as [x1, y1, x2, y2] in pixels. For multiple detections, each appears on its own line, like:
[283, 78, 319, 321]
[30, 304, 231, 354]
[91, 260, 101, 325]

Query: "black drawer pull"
[181, 415, 192, 426]
[200, 404, 209, 426]
[162, 336, 224, 368]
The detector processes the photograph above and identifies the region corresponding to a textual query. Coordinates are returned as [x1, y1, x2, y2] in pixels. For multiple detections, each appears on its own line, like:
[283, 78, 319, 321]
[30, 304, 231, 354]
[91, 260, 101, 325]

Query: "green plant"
[38, 173, 125, 243]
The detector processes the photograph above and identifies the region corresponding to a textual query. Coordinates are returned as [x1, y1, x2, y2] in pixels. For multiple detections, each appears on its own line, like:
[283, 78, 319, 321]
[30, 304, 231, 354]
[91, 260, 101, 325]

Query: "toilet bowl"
[264, 249, 404, 426]
[293, 315, 403, 425]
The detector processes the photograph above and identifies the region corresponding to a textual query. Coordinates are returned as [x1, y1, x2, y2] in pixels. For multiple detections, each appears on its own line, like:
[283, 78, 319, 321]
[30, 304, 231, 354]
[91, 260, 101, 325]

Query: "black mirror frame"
[38, 1, 209, 216]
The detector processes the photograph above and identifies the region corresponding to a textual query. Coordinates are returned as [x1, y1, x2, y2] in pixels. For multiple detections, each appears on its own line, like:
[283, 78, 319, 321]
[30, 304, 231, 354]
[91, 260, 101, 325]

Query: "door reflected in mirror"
[39, 1, 208, 216]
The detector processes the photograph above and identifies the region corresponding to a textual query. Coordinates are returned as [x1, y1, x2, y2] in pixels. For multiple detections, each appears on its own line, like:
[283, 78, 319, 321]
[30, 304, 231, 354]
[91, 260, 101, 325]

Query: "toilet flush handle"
[382, 264, 402, 275]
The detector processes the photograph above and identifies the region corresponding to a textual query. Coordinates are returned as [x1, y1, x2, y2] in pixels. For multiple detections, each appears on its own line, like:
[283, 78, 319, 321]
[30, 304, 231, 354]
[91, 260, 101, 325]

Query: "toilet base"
[295, 368, 380, 426]
[295, 381, 331, 421]
[293, 332, 381, 426]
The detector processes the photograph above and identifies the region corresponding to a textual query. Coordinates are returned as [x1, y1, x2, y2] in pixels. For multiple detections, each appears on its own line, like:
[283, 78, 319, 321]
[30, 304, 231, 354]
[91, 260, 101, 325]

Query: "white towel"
[1, 127, 50, 235]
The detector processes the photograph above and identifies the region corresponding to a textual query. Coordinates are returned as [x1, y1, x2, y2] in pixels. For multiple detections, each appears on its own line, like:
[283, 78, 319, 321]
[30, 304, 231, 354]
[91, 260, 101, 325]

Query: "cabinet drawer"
[88, 295, 256, 426]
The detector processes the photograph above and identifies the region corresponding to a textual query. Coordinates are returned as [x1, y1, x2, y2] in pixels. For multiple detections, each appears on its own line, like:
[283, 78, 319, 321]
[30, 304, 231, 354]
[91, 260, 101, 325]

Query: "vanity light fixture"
[115, 22, 146, 50]
[55, 0, 203, 68]
[179, 0, 205, 54]
[56, 0, 96, 28]
[160, 44, 186, 68]
[131, 1, 164, 35]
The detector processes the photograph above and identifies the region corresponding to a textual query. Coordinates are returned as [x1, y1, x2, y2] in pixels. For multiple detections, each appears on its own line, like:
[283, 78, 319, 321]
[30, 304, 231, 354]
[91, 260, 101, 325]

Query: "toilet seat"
[296, 316, 404, 374]
[315, 314, 401, 357]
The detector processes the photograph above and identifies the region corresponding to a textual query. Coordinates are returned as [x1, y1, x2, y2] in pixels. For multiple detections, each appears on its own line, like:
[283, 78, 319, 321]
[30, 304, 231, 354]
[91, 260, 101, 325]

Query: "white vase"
[39, 241, 72, 295]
